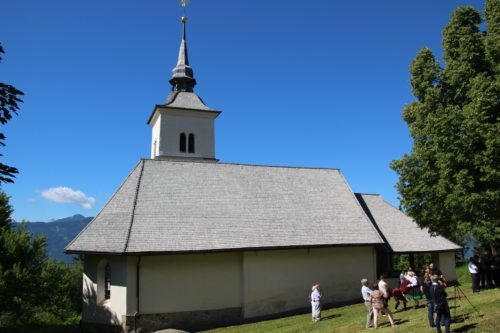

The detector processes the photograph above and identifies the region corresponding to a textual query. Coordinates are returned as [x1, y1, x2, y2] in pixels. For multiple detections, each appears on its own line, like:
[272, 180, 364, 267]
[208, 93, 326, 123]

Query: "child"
[392, 287, 407, 310]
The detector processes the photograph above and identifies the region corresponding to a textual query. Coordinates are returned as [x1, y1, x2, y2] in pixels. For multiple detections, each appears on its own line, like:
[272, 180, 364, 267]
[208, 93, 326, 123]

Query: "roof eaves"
[377, 196, 463, 251]
[146, 104, 221, 125]
[124, 242, 383, 255]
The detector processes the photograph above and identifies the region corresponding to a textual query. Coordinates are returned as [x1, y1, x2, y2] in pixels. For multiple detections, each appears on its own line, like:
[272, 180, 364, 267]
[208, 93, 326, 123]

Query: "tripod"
[452, 284, 481, 322]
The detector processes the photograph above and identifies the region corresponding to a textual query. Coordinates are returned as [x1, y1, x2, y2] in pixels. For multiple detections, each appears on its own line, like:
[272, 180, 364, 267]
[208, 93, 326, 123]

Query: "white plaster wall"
[158, 110, 216, 159]
[439, 252, 457, 281]
[82, 255, 128, 326]
[111, 285, 127, 323]
[150, 113, 161, 159]
[242, 246, 377, 318]
[126, 256, 139, 315]
[139, 253, 241, 314]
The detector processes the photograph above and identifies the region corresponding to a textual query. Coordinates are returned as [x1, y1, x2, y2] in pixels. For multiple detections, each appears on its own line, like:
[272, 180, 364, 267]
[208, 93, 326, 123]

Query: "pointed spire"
[169, 16, 197, 92]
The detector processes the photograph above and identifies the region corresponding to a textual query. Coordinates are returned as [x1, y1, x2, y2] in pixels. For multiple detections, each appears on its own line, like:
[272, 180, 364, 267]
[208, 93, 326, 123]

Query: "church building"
[66, 13, 460, 333]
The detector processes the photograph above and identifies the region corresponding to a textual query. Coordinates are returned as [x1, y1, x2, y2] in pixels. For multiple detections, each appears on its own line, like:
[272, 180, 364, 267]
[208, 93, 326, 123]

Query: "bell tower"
[147, 12, 221, 161]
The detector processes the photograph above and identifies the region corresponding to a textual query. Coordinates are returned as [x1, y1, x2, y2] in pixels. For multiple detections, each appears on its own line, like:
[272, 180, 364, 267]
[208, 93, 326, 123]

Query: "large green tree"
[0, 192, 47, 328]
[0, 43, 24, 184]
[0, 45, 82, 330]
[391, 0, 499, 245]
[0, 192, 82, 331]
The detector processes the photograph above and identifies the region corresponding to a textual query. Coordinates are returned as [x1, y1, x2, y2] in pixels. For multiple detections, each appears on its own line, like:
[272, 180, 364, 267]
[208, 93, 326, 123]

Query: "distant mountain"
[16, 214, 93, 263]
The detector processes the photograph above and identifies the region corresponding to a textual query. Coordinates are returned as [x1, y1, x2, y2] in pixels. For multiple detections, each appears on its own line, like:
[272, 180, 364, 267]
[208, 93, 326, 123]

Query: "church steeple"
[169, 16, 197, 92]
[147, 8, 221, 161]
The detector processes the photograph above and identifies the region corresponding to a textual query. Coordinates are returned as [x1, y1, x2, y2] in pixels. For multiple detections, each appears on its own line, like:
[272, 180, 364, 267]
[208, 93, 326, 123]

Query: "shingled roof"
[65, 159, 384, 254]
[355, 194, 461, 253]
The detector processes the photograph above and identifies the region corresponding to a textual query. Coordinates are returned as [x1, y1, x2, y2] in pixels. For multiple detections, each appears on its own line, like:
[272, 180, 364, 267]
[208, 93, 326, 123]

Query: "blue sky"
[1, 0, 485, 222]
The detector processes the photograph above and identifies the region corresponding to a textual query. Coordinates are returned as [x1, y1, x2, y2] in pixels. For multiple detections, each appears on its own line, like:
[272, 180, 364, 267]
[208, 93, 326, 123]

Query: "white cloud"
[41, 187, 96, 209]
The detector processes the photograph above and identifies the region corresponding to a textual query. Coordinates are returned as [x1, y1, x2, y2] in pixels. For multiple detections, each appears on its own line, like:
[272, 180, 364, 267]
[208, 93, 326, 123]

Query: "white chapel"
[66, 12, 460, 333]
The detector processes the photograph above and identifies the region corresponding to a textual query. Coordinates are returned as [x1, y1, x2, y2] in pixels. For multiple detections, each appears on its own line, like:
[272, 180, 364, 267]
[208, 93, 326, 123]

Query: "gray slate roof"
[147, 92, 220, 125]
[164, 91, 215, 111]
[355, 194, 461, 253]
[66, 159, 384, 254]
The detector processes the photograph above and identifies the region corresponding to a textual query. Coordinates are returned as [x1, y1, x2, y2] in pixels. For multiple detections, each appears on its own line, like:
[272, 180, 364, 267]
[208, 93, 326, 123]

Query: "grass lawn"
[203, 264, 500, 333]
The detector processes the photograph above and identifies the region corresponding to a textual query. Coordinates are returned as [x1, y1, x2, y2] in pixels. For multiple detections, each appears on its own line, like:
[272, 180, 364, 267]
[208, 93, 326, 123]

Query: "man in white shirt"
[310, 284, 322, 322]
[468, 256, 480, 292]
[361, 279, 374, 328]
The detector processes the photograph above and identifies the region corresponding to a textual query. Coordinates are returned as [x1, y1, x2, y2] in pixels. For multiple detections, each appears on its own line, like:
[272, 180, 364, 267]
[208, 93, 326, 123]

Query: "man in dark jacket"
[429, 275, 450, 333]
[421, 273, 435, 327]
[493, 253, 500, 287]
[480, 250, 493, 288]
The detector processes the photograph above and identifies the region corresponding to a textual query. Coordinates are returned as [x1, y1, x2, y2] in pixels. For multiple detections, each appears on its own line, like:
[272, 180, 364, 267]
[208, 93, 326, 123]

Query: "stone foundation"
[81, 322, 124, 333]
[124, 307, 243, 333]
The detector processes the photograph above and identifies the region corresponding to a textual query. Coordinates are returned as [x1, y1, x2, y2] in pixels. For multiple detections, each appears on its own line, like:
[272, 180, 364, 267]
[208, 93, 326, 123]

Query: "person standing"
[399, 271, 406, 287]
[310, 284, 322, 322]
[493, 253, 500, 288]
[429, 275, 451, 333]
[429, 263, 442, 277]
[421, 268, 436, 327]
[480, 250, 493, 288]
[370, 284, 396, 329]
[361, 279, 373, 329]
[406, 271, 421, 308]
[468, 256, 480, 292]
[378, 275, 390, 308]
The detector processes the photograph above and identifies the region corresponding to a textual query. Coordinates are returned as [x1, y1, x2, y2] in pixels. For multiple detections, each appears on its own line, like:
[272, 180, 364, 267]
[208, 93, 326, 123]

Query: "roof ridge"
[354, 193, 392, 251]
[123, 159, 146, 253]
[337, 177, 386, 245]
[147, 158, 342, 171]
[65, 160, 144, 253]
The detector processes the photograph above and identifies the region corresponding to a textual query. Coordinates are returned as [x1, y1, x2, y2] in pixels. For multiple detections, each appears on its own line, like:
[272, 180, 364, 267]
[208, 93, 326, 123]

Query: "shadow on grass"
[453, 323, 478, 332]
[376, 319, 409, 329]
[394, 307, 412, 313]
[2, 325, 80, 333]
[321, 313, 341, 321]
[452, 312, 471, 323]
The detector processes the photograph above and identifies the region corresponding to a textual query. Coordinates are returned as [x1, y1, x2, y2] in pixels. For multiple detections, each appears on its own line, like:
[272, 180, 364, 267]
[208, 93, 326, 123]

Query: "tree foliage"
[0, 43, 24, 184]
[391, 0, 500, 245]
[0, 192, 82, 331]
[0, 43, 81, 331]
[392, 253, 432, 273]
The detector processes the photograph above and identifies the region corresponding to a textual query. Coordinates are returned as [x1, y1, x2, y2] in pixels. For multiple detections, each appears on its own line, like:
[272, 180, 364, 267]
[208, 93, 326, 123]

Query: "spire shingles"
[169, 16, 197, 92]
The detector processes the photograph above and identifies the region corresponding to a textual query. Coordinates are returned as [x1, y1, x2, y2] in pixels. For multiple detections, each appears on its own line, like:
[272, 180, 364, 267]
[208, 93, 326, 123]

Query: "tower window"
[180, 133, 186, 152]
[105, 264, 111, 300]
[188, 134, 195, 153]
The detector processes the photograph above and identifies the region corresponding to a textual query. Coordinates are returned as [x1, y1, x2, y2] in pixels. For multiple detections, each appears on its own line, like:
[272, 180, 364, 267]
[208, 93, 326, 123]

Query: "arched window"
[188, 133, 195, 153]
[179, 133, 186, 152]
[105, 264, 111, 300]
[153, 140, 157, 158]
[96, 259, 110, 303]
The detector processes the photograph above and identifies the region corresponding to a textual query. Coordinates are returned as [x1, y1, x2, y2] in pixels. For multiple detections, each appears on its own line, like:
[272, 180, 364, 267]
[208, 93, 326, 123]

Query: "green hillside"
[17, 214, 92, 263]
